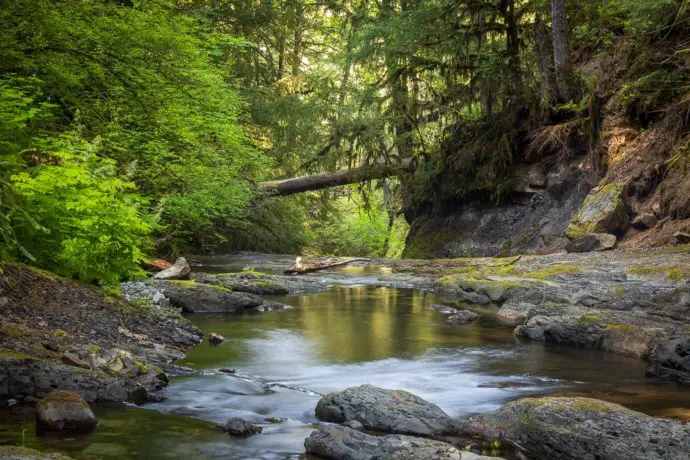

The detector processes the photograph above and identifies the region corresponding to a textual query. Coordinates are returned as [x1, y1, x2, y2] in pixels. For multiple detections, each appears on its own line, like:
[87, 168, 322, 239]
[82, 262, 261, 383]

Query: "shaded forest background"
[1, 0, 688, 287]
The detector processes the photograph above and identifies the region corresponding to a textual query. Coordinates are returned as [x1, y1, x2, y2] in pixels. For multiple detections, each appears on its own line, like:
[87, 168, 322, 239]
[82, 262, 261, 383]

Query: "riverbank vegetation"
[1, 0, 688, 286]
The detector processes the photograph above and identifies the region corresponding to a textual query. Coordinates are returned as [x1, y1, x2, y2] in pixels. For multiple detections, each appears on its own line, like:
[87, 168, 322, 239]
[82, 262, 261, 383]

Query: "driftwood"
[258, 158, 413, 197]
[284, 256, 372, 275]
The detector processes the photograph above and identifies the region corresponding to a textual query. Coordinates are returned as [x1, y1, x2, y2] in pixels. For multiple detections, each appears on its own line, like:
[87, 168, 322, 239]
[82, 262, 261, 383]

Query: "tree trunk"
[292, 1, 303, 76]
[551, 0, 570, 101]
[257, 158, 414, 197]
[285, 257, 371, 275]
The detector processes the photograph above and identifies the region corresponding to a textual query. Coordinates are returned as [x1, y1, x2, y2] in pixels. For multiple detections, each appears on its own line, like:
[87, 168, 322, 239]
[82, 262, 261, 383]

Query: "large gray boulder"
[566, 183, 630, 240]
[305, 425, 503, 460]
[464, 397, 690, 460]
[35, 391, 97, 433]
[154, 281, 263, 313]
[154, 257, 191, 280]
[315, 384, 462, 437]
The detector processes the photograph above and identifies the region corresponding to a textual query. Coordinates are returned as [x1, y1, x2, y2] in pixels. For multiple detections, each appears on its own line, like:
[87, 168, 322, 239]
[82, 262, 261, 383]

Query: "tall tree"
[551, 0, 571, 101]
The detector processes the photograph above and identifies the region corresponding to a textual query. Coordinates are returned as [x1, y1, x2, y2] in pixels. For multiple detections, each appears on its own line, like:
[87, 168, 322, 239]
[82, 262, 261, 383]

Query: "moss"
[51, 329, 71, 339]
[605, 323, 637, 332]
[0, 446, 71, 459]
[168, 280, 229, 292]
[88, 343, 101, 354]
[666, 268, 689, 281]
[0, 347, 37, 360]
[131, 357, 150, 374]
[526, 265, 582, 279]
[577, 314, 605, 325]
[628, 264, 690, 280]
[26, 265, 62, 282]
[40, 390, 88, 404]
[0, 323, 31, 338]
[104, 296, 117, 303]
[565, 183, 625, 240]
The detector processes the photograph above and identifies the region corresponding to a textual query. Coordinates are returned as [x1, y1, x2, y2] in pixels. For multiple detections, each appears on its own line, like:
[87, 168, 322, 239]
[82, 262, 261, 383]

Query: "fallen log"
[284, 256, 372, 275]
[258, 158, 413, 197]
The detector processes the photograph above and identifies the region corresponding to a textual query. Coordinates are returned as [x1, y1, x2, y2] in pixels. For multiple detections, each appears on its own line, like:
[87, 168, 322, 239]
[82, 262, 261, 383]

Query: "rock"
[265, 416, 287, 424]
[219, 368, 236, 374]
[496, 302, 532, 326]
[35, 391, 97, 433]
[154, 257, 191, 280]
[42, 341, 60, 352]
[646, 337, 690, 385]
[107, 357, 125, 373]
[305, 425, 495, 460]
[223, 418, 263, 436]
[315, 384, 462, 437]
[128, 385, 148, 405]
[0, 446, 72, 459]
[565, 233, 617, 253]
[7, 398, 18, 407]
[61, 352, 90, 370]
[652, 202, 662, 217]
[194, 272, 328, 295]
[464, 396, 690, 460]
[120, 282, 171, 309]
[143, 258, 173, 272]
[343, 419, 364, 430]
[254, 302, 291, 312]
[155, 281, 264, 313]
[447, 310, 478, 325]
[429, 304, 458, 315]
[673, 232, 690, 244]
[209, 332, 225, 345]
[632, 213, 658, 230]
[566, 183, 630, 240]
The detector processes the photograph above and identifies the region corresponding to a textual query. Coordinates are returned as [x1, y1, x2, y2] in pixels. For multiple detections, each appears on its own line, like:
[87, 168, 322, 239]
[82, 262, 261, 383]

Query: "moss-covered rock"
[566, 182, 631, 240]
[36, 390, 97, 433]
[0, 446, 72, 460]
[464, 396, 690, 460]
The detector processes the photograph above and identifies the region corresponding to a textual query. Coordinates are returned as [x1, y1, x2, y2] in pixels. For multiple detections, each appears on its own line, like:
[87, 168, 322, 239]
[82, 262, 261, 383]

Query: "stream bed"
[2, 254, 690, 459]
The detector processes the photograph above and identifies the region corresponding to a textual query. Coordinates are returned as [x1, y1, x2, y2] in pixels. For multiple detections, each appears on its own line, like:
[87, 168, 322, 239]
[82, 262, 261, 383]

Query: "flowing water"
[2, 253, 690, 459]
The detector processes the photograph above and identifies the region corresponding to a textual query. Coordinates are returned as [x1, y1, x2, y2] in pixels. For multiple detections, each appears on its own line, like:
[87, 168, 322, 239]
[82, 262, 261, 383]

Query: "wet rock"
[673, 232, 690, 244]
[35, 391, 97, 433]
[219, 368, 235, 374]
[305, 425, 496, 460]
[447, 310, 478, 325]
[128, 385, 148, 406]
[566, 183, 630, 240]
[652, 202, 662, 217]
[0, 446, 72, 459]
[265, 416, 287, 424]
[61, 352, 90, 370]
[632, 213, 658, 230]
[343, 419, 364, 430]
[223, 418, 263, 436]
[154, 257, 191, 280]
[646, 337, 690, 385]
[496, 302, 532, 326]
[254, 302, 291, 312]
[315, 384, 462, 437]
[42, 341, 60, 352]
[155, 281, 263, 313]
[429, 304, 457, 315]
[209, 332, 225, 345]
[565, 233, 616, 253]
[464, 396, 690, 460]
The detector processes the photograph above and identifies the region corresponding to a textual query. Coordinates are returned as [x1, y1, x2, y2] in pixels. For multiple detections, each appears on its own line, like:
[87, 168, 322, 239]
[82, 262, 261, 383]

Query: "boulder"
[155, 281, 263, 313]
[631, 213, 658, 230]
[61, 352, 90, 370]
[464, 397, 690, 460]
[209, 332, 225, 345]
[646, 337, 690, 385]
[223, 418, 263, 436]
[305, 425, 503, 460]
[315, 384, 462, 437]
[154, 257, 191, 280]
[673, 232, 690, 244]
[35, 391, 97, 433]
[565, 233, 617, 253]
[566, 183, 630, 240]
[128, 384, 148, 406]
[447, 310, 478, 325]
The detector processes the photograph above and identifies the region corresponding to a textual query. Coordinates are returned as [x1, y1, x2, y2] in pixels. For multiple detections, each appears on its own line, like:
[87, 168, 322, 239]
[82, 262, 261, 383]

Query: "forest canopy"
[1, 0, 688, 286]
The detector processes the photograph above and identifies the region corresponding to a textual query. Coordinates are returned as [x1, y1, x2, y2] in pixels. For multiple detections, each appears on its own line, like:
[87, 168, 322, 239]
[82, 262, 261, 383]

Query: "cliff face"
[403, 39, 690, 258]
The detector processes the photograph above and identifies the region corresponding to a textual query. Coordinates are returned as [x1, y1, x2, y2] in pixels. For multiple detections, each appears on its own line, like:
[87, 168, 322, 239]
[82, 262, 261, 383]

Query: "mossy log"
[284, 257, 371, 275]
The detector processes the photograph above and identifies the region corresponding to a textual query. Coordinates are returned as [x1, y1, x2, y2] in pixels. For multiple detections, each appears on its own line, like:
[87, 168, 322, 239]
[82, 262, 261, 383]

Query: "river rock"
[632, 213, 658, 230]
[154, 257, 191, 280]
[447, 310, 478, 325]
[128, 384, 148, 405]
[315, 384, 462, 437]
[209, 332, 225, 344]
[0, 446, 72, 459]
[566, 183, 630, 240]
[429, 304, 457, 315]
[564, 233, 617, 253]
[646, 336, 690, 385]
[35, 391, 97, 433]
[464, 396, 690, 460]
[61, 352, 90, 370]
[223, 418, 263, 436]
[154, 281, 263, 313]
[673, 232, 690, 244]
[305, 425, 503, 460]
